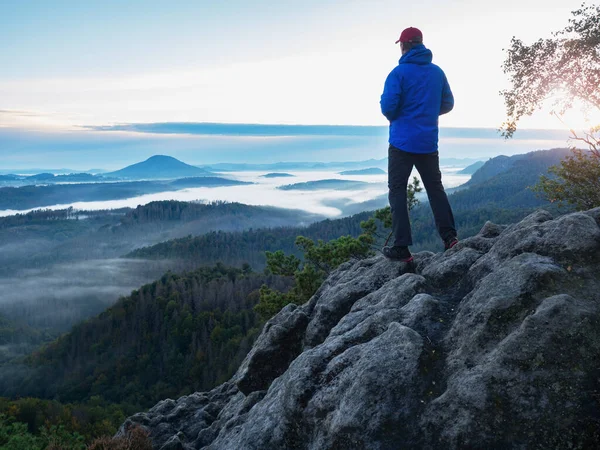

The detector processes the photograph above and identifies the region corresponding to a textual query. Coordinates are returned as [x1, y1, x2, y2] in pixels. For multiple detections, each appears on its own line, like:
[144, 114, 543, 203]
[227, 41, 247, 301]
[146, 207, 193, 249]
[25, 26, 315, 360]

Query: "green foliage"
[501, 3, 600, 137]
[0, 397, 129, 444]
[501, 5, 600, 210]
[2, 265, 290, 408]
[41, 424, 86, 450]
[407, 176, 423, 211]
[0, 416, 43, 450]
[295, 234, 374, 274]
[532, 149, 600, 210]
[0, 403, 150, 449]
[254, 285, 299, 321]
[256, 233, 374, 321]
[358, 176, 422, 245]
[293, 264, 326, 302]
[263, 250, 301, 276]
[255, 178, 423, 321]
[88, 425, 152, 450]
[0, 396, 129, 449]
[255, 255, 328, 322]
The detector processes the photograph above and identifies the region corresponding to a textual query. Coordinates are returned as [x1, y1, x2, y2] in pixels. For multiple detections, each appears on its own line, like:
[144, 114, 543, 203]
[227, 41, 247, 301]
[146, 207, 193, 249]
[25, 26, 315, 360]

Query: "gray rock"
[303, 256, 409, 348]
[159, 432, 187, 450]
[422, 294, 600, 449]
[467, 209, 600, 285]
[234, 303, 309, 395]
[420, 247, 483, 288]
[207, 322, 424, 450]
[583, 206, 600, 226]
[459, 220, 506, 253]
[447, 253, 567, 372]
[122, 209, 600, 449]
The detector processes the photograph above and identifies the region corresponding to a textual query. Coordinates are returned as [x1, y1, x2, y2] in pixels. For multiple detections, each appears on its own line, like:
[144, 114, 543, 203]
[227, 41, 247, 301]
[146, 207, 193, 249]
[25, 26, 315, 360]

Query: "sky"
[0, 0, 595, 168]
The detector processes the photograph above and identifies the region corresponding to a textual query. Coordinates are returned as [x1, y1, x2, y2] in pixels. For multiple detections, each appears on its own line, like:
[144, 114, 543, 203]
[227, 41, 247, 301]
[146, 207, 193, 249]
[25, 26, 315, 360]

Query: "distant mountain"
[288, 148, 565, 251]
[465, 155, 518, 185]
[261, 173, 295, 178]
[438, 157, 484, 167]
[26, 172, 55, 181]
[278, 179, 371, 191]
[106, 155, 214, 180]
[388, 147, 571, 247]
[335, 148, 573, 249]
[0, 173, 116, 187]
[0, 168, 104, 175]
[26, 173, 114, 183]
[339, 168, 386, 175]
[458, 160, 486, 174]
[465, 148, 570, 188]
[0, 175, 21, 181]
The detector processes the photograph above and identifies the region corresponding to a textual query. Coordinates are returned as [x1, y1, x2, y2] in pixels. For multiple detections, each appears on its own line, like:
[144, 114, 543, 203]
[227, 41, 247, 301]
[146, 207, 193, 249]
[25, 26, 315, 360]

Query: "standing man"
[380, 27, 458, 262]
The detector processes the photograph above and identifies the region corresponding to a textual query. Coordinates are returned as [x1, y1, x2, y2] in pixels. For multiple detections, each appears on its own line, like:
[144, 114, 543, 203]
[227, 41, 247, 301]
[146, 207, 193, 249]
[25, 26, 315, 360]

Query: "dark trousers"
[388, 145, 456, 247]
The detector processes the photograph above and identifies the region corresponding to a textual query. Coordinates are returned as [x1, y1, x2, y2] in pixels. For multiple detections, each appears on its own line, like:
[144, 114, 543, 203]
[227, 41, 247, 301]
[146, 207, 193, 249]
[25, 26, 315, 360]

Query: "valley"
[0, 147, 578, 447]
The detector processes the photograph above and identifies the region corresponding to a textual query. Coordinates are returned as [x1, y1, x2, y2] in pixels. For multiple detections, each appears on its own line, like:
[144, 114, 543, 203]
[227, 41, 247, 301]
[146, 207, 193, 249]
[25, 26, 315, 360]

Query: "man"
[380, 27, 457, 263]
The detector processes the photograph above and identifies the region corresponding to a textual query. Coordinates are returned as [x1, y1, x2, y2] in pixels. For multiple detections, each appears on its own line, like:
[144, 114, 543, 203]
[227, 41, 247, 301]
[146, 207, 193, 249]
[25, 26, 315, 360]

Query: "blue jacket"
[380, 44, 454, 153]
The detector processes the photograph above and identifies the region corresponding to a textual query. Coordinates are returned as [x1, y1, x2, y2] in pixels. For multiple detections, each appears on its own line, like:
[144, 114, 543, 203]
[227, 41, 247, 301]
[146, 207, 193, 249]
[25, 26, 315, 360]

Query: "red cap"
[395, 27, 423, 44]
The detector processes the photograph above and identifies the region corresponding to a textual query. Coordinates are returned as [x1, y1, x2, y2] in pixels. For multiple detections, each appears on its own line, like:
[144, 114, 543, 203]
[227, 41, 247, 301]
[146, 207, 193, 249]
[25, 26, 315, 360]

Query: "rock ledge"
[121, 209, 600, 449]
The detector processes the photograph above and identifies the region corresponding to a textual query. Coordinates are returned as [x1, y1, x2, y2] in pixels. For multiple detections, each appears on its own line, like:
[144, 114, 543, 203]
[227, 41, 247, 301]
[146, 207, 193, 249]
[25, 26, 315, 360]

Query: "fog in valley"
[0, 169, 471, 218]
[0, 164, 472, 368]
[0, 258, 176, 332]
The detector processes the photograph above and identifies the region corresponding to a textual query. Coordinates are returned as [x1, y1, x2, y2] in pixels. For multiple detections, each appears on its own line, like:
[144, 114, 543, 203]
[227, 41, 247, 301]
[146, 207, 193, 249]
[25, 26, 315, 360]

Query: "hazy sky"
[0, 0, 593, 168]
[1, 0, 593, 128]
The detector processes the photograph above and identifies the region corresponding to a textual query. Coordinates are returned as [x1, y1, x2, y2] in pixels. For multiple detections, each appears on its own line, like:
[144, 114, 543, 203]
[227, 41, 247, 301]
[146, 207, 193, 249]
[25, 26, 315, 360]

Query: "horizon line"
[83, 122, 570, 139]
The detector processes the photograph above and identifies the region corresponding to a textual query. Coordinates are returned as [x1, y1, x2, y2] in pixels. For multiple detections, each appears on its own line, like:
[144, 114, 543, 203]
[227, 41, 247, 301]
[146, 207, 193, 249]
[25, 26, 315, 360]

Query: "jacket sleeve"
[380, 69, 402, 121]
[440, 73, 454, 115]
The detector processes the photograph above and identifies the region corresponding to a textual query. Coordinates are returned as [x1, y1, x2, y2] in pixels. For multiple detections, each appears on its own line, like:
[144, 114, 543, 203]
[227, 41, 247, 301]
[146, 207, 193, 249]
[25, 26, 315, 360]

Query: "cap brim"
[395, 39, 401, 44]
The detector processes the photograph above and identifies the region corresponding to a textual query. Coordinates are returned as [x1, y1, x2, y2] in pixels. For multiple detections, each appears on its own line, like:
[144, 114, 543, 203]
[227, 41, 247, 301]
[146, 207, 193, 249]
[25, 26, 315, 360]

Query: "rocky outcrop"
[120, 208, 600, 449]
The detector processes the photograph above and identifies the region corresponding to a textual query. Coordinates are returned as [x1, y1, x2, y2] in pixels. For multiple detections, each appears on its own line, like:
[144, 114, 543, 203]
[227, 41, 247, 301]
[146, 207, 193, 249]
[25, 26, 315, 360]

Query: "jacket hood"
[399, 44, 433, 65]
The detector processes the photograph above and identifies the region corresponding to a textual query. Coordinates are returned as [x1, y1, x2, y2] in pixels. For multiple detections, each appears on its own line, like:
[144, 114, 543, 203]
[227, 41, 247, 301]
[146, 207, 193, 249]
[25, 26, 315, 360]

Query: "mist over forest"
[0, 143, 587, 450]
[0, 200, 322, 364]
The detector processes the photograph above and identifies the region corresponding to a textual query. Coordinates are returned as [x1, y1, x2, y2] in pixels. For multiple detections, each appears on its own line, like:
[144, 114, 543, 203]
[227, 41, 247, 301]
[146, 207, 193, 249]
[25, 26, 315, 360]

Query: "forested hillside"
[0, 314, 51, 364]
[127, 212, 372, 267]
[465, 148, 570, 188]
[1, 264, 292, 408]
[408, 148, 570, 248]
[0, 147, 574, 448]
[127, 148, 568, 261]
[0, 201, 315, 275]
[0, 148, 578, 448]
[127, 207, 546, 264]
[118, 200, 313, 228]
[0, 201, 319, 346]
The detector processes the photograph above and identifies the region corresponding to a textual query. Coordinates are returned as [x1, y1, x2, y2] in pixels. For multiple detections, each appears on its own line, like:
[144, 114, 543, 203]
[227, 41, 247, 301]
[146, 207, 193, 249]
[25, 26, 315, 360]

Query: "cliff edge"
[121, 208, 600, 449]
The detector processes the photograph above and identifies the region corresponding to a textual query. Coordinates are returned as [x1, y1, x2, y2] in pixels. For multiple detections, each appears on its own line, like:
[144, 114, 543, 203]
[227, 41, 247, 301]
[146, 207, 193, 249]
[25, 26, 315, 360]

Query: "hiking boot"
[444, 236, 459, 251]
[382, 246, 414, 263]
